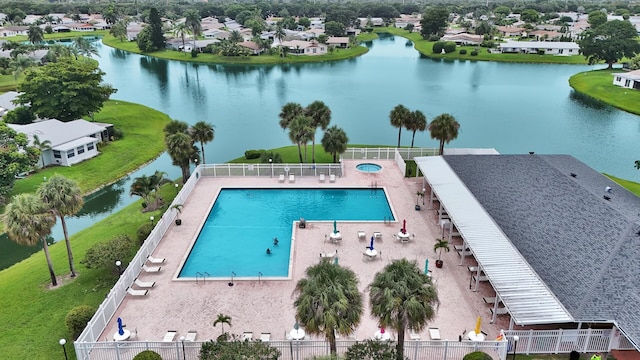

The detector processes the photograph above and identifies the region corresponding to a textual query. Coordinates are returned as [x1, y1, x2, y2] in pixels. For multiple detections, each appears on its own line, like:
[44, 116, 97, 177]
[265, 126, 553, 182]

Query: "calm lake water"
[2, 33, 638, 269]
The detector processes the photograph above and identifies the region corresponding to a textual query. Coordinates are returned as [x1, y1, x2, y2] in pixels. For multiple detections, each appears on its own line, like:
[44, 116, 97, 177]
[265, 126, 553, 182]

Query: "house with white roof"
[281, 40, 327, 56]
[612, 70, 640, 90]
[499, 40, 579, 55]
[8, 119, 110, 167]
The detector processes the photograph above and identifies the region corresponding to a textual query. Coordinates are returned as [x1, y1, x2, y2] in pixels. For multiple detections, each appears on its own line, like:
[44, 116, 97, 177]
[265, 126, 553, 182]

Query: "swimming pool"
[356, 163, 383, 172]
[178, 188, 394, 278]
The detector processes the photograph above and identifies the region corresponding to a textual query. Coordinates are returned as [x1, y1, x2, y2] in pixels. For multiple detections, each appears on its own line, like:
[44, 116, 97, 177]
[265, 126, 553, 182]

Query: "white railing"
[74, 338, 508, 360]
[199, 163, 343, 178]
[74, 167, 203, 359]
[342, 147, 438, 160]
[503, 329, 614, 354]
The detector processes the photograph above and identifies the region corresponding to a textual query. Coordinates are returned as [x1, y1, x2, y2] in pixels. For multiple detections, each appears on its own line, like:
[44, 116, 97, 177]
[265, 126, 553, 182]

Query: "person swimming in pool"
[266, 248, 272, 255]
[273, 238, 279, 246]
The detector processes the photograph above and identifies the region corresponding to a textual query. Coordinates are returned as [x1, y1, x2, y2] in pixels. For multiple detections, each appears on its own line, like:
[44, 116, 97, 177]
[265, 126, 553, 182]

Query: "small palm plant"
[171, 204, 183, 225]
[213, 313, 232, 339]
[433, 238, 450, 268]
[415, 190, 425, 210]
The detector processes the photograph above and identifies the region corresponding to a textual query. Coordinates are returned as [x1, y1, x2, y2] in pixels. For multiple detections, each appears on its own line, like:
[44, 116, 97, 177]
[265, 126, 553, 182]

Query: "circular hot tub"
[356, 163, 382, 173]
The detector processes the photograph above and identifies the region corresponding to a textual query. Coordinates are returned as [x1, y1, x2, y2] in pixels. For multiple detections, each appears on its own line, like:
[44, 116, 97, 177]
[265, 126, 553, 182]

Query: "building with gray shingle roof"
[416, 154, 640, 351]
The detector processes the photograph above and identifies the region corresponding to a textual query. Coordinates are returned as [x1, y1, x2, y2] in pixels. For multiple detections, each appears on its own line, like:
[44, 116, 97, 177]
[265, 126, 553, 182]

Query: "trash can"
[299, 218, 306, 229]
[570, 350, 580, 360]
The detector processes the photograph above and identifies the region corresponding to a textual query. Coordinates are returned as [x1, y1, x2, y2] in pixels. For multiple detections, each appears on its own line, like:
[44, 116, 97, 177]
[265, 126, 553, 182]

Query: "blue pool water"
[178, 188, 394, 278]
[356, 163, 383, 172]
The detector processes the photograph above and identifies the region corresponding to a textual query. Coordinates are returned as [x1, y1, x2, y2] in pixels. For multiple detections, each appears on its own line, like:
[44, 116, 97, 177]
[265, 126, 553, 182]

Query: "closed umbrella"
[402, 219, 407, 234]
[117, 317, 124, 336]
[333, 220, 337, 234]
[369, 236, 374, 250]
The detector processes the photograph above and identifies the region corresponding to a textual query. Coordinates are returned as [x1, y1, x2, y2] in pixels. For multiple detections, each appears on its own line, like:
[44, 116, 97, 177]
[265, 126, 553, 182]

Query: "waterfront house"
[440, 32, 483, 45]
[612, 70, 640, 90]
[281, 40, 327, 56]
[499, 40, 579, 55]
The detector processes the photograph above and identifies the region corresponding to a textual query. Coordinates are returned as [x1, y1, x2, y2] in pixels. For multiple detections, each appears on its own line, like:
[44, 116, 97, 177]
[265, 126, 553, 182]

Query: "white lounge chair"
[142, 264, 161, 273]
[289, 174, 295, 183]
[409, 330, 421, 340]
[127, 287, 148, 297]
[147, 255, 165, 264]
[242, 332, 253, 341]
[319, 174, 325, 182]
[260, 333, 271, 342]
[185, 330, 197, 342]
[489, 307, 509, 316]
[162, 330, 177, 342]
[134, 278, 155, 288]
[428, 328, 441, 340]
[278, 174, 285, 183]
[329, 174, 336, 183]
[373, 232, 382, 240]
[357, 231, 366, 240]
[320, 250, 338, 258]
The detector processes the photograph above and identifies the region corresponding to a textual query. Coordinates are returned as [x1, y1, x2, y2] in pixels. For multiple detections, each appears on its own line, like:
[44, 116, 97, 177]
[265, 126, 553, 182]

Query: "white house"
[281, 40, 327, 56]
[612, 70, 640, 90]
[0, 91, 19, 117]
[440, 33, 483, 45]
[8, 119, 109, 167]
[499, 40, 579, 55]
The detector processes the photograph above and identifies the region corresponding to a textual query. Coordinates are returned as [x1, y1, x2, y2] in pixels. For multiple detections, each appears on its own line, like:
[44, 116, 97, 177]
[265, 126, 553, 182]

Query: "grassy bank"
[11, 100, 171, 196]
[102, 34, 369, 65]
[6, 30, 108, 43]
[569, 69, 640, 115]
[0, 183, 179, 360]
[376, 27, 588, 65]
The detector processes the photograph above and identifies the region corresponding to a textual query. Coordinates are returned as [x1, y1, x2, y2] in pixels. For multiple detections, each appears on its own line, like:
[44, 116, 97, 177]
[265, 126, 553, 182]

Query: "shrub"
[82, 235, 134, 270]
[443, 41, 456, 53]
[200, 339, 280, 359]
[427, 35, 440, 41]
[345, 339, 398, 359]
[470, 50, 479, 56]
[190, 49, 198, 57]
[65, 305, 96, 339]
[133, 350, 162, 360]
[480, 40, 495, 48]
[259, 151, 282, 163]
[244, 149, 264, 160]
[463, 351, 493, 360]
[137, 222, 154, 244]
[4, 106, 36, 125]
[112, 128, 124, 140]
[432, 41, 445, 54]
[459, 49, 467, 54]
[537, 49, 545, 55]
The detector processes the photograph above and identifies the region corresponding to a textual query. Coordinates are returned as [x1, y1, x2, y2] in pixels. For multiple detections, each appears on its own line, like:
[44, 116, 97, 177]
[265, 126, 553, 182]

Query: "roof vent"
[605, 186, 612, 193]
[570, 173, 577, 178]
[529, 151, 535, 155]
[603, 195, 611, 201]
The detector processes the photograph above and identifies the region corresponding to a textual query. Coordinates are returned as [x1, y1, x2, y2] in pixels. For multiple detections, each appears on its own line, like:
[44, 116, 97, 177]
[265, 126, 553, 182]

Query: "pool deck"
[103, 159, 510, 343]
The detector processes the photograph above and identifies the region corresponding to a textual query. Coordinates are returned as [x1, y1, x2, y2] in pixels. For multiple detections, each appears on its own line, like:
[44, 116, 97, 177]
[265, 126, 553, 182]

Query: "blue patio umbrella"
[117, 317, 124, 336]
[334, 256, 339, 265]
[333, 220, 337, 234]
[424, 259, 429, 274]
[369, 236, 374, 250]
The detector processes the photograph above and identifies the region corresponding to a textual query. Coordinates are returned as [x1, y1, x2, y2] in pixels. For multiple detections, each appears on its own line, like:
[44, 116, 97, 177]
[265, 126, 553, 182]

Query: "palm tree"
[389, 104, 410, 148]
[164, 119, 190, 136]
[32, 134, 51, 168]
[10, 55, 35, 80]
[321, 125, 349, 163]
[305, 100, 331, 163]
[149, 170, 171, 206]
[288, 115, 314, 163]
[184, 9, 202, 49]
[166, 132, 199, 184]
[434, 238, 450, 261]
[278, 102, 304, 131]
[172, 22, 190, 52]
[294, 260, 363, 357]
[275, 24, 286, 44]
[369, 259, 439, 360]
[406, 110, 427, 148]
[190, 121, 215, 164]
[213, 313, 232, 335]
[27, 24, 43, 44]
[130, 174, 155, 209]
[3, 194, 57, 286]
[429, 113, 460, 155]
[229, 30, 244, 44]
[45, 43, 72, 62]
[37, 175, 84, 278]
[73, 37, 99, 59]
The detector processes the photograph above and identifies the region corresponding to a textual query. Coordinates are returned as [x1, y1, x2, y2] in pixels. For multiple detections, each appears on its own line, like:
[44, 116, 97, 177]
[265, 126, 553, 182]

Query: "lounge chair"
[319, 174, 325, 182]
[329, 174, 336, 183]
[147, 255, 165, 264]
[472, 274, 489, 282]
[373, 232, 382, 240]
[242, 332, 253, 341]
[409, 330, 421, 340]
[126, 287, 148, 297]
[289, 174, 295, 183]
[134, 278, 155, 288]
[428, 328, 441, 340]
[278, 174, 285, 183]
[185, 330, 197, 342]
[489, 307, 509, 316]
[483, 296, 501, 304]
[320, 250, 338, 258]
[357, 231, 366, 240]
[260, 333, 271, 341]
[142, 264, 161, 273]
[162, 330, 177, 342]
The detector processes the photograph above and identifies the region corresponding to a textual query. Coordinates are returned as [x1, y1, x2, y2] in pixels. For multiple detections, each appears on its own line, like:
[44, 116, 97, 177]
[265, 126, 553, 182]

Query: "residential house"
[499, 40, 579, 55]
[612, 70, 640, 90]
[238, 41, 263, 55]
[126, 22, 144, 41]
[181, 39, 219, 53]
[8, 119, 110, 167]
[67, 22, 96, 31]
[440, 33, 483, 45]
[357, 17, 384, 27]
[528, 29, 562, 41]
[204, 29, 229, 39]
[23, 15, 42, 24]
[0, 26, 29, 37]
[281, 40, 327, 56]
[0, 91, 19, 117]
[326, 36, 349, 48]
[309, 18, 324, 30]
[496, 26, 526, 37]
[345, 27, 361, 36]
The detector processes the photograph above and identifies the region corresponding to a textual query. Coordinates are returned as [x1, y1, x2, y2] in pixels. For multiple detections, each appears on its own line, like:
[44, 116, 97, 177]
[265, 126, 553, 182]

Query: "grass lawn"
[0, 183, 179, 360]
[102, 34, 369, 65]
[4, 30, 109, 43]
[569, 69, 640, 115]
[375, 27, 588, 65]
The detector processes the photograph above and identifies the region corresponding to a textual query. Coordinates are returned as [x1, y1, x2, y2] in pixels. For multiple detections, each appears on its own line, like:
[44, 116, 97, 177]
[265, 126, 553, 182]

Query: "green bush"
[137, 222, 154, 244]
[133, 350, 162, 360]
[65, 305, 96, 339]
[470, 50, 479, 56]
[345, 339, 397, 359]
[459, 49, 467, 54]
[432, 41, 445, 54]
[82, 235, 134, 270]
[259, 151, 282, 163]
[244, 149, 264, 160]
[480, 40, 495, 48]
[190, 49, 198, 57]
[537, 49, 545, 55]
[443, 41, 456, 53]
[200, 339, 280, 359]
[463, 351, 493, 360]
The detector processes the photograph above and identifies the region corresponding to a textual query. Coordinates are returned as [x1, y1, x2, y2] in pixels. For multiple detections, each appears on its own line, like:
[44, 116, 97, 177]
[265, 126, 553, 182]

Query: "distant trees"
[325, 21, 346, 37]
[520, 9, 540, 23]
[420, 7, 449, 39]
[579, 20, 640, 69]
[137, 7, 165, 52]
[587, 10, 607, 29]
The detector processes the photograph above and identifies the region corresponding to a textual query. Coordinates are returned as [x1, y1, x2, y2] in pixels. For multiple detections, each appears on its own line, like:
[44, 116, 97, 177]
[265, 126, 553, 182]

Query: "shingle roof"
[442, 154, 640, 350]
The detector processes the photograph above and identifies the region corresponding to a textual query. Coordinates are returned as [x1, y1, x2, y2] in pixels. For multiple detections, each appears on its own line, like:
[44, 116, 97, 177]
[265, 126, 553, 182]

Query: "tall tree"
[172, 22, 190, 51]
[110, 21, 127, 42]
[16, 59, 116, 122]
[72, 36, 99, 59]
[0, 122, 39, 202]
[184, 9, 202, 49]
[321, 125, 349, 163]
[229, 30, 244, 44]
[579, 20, 640, 69]
[369, 259, 439, 360]
[294, 260, 363, 357]
[10, 54, 34, 80]
[288, 115, 314, 163]
[32, 134, 51, 168]
[278, 102, 304, 130]
[389, 104, 410, 148]
[406, 110, 427, 148]
[38, 175, 84, 278]
[164, 121, 199, 184]
[147, 7, 166, 51]
[27, 24, 43, 44]
[3, 194, 57, 286]
[429, 113, 460, 155]
[420, 7, 450, 38]
[190, 121, 215, 164]
[587, 10, 607, 29]
[305, 101, 331, 163]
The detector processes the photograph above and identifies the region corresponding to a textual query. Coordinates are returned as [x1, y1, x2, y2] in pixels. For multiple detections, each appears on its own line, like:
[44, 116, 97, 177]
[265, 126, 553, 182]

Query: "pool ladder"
[196, 271, 210, 285]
